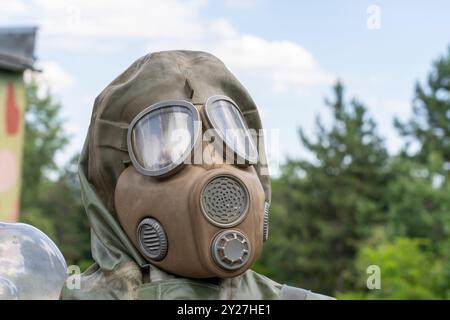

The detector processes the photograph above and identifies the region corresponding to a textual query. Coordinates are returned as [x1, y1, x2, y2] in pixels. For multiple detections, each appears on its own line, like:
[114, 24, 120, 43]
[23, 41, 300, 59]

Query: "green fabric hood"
[61, 51, 332, 300]
[84, 50, 271, 271]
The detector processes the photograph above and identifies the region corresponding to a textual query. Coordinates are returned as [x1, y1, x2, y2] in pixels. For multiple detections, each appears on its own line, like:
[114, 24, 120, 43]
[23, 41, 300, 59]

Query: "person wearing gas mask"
[61, 51, 332, 300]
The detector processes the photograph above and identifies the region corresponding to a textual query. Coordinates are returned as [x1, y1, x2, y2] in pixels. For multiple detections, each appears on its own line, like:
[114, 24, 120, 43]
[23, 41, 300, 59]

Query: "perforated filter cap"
[201, 175, 249, 227]
[211, 230, 251, 270]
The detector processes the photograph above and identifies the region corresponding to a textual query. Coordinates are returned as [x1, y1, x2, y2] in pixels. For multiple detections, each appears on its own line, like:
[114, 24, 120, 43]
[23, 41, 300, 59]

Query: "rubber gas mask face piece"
[114, 95, 267, 278]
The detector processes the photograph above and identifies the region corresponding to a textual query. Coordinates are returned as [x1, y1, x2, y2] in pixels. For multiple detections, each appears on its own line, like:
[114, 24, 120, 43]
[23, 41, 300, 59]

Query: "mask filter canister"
[211, 230, 251, 270]
[201, 175, 249, 227]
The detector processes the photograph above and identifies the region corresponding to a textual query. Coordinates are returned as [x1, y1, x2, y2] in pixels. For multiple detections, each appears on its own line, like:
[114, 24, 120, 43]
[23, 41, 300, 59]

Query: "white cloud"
[44, 35, 124, 53]
[4, 0, 206, 40]
[24, 62, 74, 97]
[211, 32, 334, 93]
[4, 0, 332, 93]
[146, 18, 334, 93]
[40, 61, 74, 91]
[223, 0, 261, 8]
[0, 1, 28, 22]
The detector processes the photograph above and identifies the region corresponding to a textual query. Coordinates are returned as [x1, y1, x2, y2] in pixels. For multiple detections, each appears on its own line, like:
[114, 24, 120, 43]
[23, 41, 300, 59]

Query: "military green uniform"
[61, 51, 333, 300]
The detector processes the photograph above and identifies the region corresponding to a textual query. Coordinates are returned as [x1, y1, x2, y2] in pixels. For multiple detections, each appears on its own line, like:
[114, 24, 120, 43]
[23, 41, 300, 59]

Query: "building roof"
[0, 27, 37, 72]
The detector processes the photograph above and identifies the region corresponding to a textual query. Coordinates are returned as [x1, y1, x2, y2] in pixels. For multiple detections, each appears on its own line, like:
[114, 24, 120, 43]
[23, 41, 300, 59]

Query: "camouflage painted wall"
[0, 71, 25, 222]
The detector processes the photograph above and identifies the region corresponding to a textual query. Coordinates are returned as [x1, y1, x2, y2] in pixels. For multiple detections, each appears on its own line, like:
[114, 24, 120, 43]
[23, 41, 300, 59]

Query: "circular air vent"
[211, 230, 251, 270]
[201, 175, 249, 227]
[137, 218, 168, 261]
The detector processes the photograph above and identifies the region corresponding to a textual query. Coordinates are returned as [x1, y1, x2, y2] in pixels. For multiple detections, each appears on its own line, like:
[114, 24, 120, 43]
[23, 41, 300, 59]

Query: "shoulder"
[279, 285, 335, 300]
[242, 270, 335, 300]
[61, 261, 142, 300]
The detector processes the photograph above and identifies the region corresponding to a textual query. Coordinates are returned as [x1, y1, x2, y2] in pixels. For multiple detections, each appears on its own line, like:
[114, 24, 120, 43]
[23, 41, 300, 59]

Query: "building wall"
[0, 70, 25, 222]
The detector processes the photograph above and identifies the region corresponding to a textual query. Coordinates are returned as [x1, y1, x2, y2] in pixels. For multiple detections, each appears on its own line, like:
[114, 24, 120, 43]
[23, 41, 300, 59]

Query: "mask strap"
[97, 118, 129, 153]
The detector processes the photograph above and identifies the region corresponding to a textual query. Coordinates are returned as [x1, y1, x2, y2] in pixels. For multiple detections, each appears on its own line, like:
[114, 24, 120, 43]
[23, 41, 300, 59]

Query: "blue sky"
[2, 0, 450, 174]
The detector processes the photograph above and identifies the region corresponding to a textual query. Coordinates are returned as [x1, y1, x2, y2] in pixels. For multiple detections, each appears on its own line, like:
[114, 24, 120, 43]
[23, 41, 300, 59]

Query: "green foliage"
[260, 47, 450, 298]
[337, 238, 447, 299]
[385, 156, 450, 248]
[395, 46, 450, 167]
[20, 79, 92, 267]
[259, 82, 391, 295]
[33, 156, 92, 265]
[21, 80, 69, 209]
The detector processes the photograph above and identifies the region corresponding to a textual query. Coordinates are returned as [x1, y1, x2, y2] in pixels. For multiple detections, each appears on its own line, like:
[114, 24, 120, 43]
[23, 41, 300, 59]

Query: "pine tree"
[395, 46, 450, 169]
[390, 47, 450, 296]
[258, 82, 390, 294]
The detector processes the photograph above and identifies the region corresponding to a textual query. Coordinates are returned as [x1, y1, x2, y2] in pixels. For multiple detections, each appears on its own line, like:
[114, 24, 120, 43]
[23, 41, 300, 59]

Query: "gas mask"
[114, 95, 270, 279]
